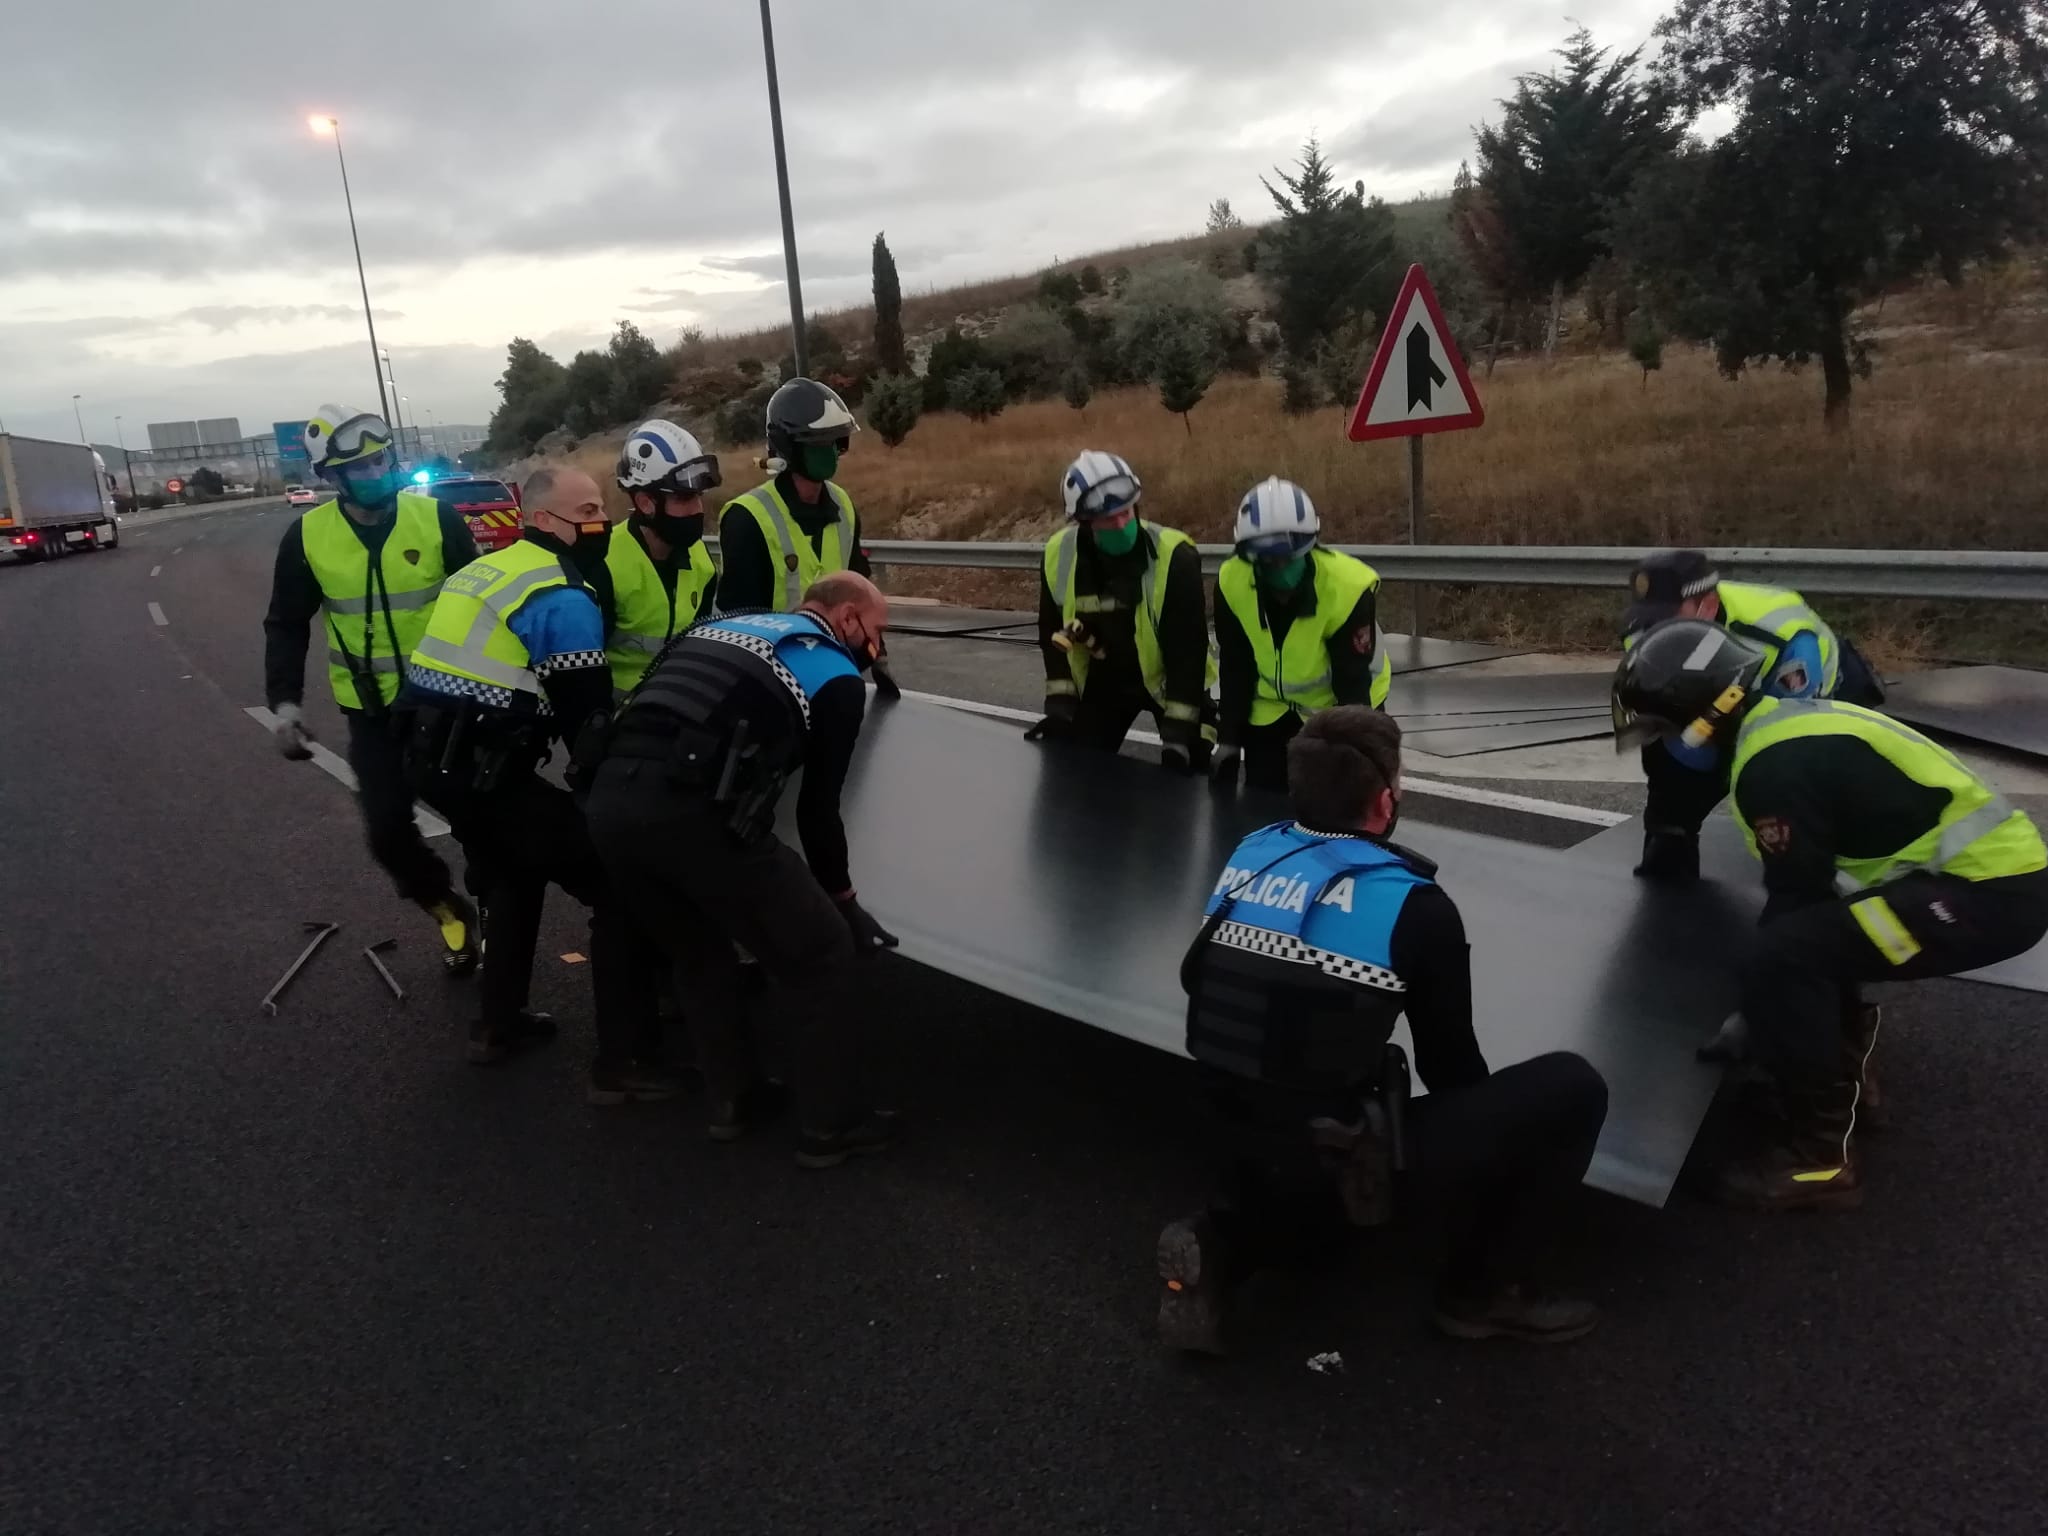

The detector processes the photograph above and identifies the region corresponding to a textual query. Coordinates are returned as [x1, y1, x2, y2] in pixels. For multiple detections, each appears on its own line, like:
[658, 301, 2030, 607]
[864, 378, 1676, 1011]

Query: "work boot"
[423, 893, 481, 977]
[1712, 1084, 1862, 1211]
[1633, 827, 1700, 884]
[467, 1008, 557, 1066]
[705, 1079, 790, 1142]
[794, 1110, 901, 1169]
[1432, 1284, 1599, 1344]
[1156, 1215, 1227, 1356]
[1844, 1002, 1887, 1132]
[587, 1059, 684, 1106]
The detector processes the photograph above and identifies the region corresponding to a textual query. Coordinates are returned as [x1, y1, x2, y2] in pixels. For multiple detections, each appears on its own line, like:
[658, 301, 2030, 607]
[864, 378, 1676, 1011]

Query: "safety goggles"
[334, 447, 396, 480]
[326, 416, 395, 466]
[663, 454, 723, 495]
[1074, 478, 1139, 521]
[1239, 531, 1316, 562]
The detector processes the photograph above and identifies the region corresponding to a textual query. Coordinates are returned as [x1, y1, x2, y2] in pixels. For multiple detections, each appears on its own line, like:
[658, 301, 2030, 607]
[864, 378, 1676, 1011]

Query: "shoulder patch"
[1753, 815, 1793, 855]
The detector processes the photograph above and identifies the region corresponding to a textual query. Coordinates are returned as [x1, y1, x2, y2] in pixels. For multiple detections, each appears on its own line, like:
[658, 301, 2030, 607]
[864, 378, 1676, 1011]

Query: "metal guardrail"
[801, 540, 2048, 603]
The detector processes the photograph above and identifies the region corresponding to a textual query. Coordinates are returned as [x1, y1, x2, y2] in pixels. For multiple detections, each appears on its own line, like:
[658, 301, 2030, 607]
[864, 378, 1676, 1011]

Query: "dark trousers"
[345, 710, 455, 906]
[1742, 868, 2048, 1090]
[585, 759, 860, 1132]
[1639, 741, 1731, 839]
[1073, 685, 1213, 767]
[1205, 1052, 1608, 1297]
[417, 765, 653, 1060]
[1242, 714, 1303, 794]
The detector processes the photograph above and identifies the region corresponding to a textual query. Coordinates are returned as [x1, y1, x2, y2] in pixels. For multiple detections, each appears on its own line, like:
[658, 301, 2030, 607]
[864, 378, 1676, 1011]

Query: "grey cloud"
[178, 303, 401, 332]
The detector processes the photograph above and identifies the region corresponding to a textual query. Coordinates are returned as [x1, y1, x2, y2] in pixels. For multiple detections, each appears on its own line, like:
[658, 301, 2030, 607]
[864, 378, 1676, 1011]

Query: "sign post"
[1347, 264, 1485, 638]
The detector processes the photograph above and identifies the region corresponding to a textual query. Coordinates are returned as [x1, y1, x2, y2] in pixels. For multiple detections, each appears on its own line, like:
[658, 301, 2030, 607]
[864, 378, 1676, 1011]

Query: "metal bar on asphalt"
[363, 939, 406, 1003]
[710, 538, 2048, 602]
[261, 922, 339, 1016]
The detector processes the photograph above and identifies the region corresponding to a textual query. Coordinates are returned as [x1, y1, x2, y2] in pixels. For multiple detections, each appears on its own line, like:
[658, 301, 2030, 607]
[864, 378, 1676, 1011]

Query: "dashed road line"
[150, 565, 162, 577]
[243, 706, 451, 839]
[148, 602, 169, 626]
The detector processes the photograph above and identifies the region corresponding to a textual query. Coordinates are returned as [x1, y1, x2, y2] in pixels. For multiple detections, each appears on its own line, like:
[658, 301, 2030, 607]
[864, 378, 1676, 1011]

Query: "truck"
[0, 434, 121, 562]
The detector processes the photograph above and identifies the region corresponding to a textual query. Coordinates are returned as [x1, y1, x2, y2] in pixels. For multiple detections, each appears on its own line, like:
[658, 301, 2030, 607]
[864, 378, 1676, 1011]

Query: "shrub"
[989, 303, 1080, 400]
[1061, 365, 1093, 415]
[947, 366, 1008, 423]
[865, 372, 924, 447]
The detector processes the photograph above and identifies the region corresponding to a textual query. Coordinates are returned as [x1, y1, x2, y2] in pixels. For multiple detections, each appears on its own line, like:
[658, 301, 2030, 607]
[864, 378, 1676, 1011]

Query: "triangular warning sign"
[1346, 264, 1485, 441]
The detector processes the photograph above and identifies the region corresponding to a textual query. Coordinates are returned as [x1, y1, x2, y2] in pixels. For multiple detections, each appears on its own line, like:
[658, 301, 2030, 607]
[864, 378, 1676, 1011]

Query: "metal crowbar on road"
[362, 938, 406, 1003]
[259, 922, 339, 1016]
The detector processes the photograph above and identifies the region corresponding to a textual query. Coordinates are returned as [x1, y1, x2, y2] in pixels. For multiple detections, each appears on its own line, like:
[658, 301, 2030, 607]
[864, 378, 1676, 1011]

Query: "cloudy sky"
[1, 0, 1666, 444]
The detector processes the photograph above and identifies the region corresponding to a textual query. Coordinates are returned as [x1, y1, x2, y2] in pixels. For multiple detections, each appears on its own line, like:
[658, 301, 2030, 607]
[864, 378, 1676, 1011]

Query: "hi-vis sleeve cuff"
[1850, 894, 1923, 966]
[1045, 679, 1078, 697]
[1161, 699, 1202, 722]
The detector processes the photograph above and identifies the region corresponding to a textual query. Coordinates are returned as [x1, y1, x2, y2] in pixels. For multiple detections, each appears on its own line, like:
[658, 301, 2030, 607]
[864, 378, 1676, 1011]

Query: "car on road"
[284, 484, 319, 509]
[426, 476, 523, 552]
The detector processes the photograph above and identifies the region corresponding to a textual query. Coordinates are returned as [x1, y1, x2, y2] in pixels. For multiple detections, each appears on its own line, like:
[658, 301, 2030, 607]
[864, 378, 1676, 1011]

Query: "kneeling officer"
[584, 572, 901, 1166]
[1161, 706, 1609, 1353]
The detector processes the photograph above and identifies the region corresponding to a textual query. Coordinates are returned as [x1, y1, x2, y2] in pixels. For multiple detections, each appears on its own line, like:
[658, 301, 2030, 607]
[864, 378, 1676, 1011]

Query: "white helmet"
[617, 419, 722, 496]
[1061, 450, 1142, 522]
[304, 403, 394, 475]
[1233, 476, 1320, 558]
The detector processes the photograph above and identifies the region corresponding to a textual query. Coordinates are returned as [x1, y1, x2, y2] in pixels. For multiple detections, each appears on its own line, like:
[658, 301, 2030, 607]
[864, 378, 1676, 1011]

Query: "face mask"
[1090, 519, 1140, 557]
[844, 617, 881, 672]
[794, 442, 840, 482]
[630, 509, 705, 551]
[337, 462, 399, 512]
[1258, 554, 1311, 593]
[567, 520, 613, 574]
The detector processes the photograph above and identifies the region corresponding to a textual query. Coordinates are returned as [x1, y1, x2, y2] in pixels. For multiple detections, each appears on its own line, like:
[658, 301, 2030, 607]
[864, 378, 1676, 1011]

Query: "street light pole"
[382, 350, 408, 454]
[72, 393, 86, 444]
[310, 115, 393, 427]
[756, 0, 808, 377]
[115, 415, 137, 502]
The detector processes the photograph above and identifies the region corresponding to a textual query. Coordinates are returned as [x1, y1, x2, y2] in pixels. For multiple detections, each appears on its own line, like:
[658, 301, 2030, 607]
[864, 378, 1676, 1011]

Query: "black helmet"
[1611, 618, 1769, 752]
[765, 377, 858, 465]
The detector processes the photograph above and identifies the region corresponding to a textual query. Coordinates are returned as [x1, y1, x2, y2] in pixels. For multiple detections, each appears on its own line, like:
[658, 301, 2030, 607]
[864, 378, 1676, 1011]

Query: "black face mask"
[528, 523, 612, 578]
[629, 509, 704, 552]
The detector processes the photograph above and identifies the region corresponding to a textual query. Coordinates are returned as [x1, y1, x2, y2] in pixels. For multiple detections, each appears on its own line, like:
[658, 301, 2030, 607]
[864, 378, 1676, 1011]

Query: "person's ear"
[1369, 785, 1397, 829]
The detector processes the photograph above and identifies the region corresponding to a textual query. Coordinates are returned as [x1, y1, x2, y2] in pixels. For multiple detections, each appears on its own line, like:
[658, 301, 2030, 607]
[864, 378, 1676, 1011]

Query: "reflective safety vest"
[1717, 581, 1841, 696]
[1187, 820, 1432, 1091]
[1219, 547, 1391, 724]
[721, 478, 858, 612]
[300, 491, 448, 710]
[406, 539, 574, 712]
[1042, 522, 1216, 722]
[1731, 696, 2047, 899]
[605, 527, 716, 698]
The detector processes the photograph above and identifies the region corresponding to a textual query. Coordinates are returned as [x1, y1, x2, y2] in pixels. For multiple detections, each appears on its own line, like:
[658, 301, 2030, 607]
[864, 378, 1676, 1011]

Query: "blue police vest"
[684, 610, 862, 719]
[1187, 822, 1433, 1090]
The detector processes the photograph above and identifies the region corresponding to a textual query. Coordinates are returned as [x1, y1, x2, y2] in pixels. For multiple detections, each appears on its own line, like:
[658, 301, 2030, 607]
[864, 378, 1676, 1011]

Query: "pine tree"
[1154, 327, 1216, 434]
[947, 366, 1007, 423]
[486, 338, 568, 454]
[1261, 137, 1397, 357]
[1061, 364, 1092, 418]
[872, 233, 906, 374]
[864, 372, 922, 447]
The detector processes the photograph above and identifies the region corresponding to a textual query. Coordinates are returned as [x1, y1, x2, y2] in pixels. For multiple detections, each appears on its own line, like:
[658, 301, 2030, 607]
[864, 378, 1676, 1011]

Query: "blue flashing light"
[412, 469, 431, 484]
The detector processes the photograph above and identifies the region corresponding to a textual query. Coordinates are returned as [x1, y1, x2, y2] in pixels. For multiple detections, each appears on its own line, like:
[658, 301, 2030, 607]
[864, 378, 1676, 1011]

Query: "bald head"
[800, 571, 889, 666]
[521, 465, 608, 543]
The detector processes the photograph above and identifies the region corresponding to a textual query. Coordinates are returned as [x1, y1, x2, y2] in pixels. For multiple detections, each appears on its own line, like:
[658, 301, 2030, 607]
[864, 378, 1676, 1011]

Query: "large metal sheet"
[804, 700, 1731, 1205]
[1883, 666, 2048, 761]
[889, 606, 1038, 637]
[1386, 670, 1616, 716]
[1379, 634, 1530, 674]
[1399, 714, 1615, 758]
[1571, 812, 2048, 994]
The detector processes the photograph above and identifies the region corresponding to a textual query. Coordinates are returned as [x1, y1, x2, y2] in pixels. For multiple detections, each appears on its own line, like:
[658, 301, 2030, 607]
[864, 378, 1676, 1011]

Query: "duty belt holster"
[614, 714, 789, 845]
[1309, 1043, 1411, 1229]
[404, 699, 542, 795]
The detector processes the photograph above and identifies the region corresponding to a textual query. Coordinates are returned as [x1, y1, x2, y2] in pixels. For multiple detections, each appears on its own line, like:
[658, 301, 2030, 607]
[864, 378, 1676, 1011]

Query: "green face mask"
[1259, 554, 1311, 592]
[1090, 519, 1140, 556]
[794, 442, 840, 481]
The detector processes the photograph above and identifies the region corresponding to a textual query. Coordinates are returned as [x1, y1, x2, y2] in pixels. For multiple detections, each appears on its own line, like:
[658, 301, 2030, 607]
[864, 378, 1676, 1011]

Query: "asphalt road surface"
[5, 501, 2046, 1535]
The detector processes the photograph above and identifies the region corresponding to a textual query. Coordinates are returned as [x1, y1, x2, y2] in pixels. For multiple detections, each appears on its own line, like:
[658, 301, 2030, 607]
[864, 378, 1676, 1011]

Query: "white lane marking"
[148, 602, 169, 626]
[892, 686, 1631, 829]
[172, 547, 184, 556]
[150, 565, 162, 577]
[243, 706, 452, 839]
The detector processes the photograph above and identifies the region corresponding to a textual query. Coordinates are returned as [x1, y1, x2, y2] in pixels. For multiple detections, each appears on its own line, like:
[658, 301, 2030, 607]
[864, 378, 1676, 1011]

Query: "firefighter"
[1621, 549, 1885, 882]
[1613, 619, 2048, 1208]
[1213, 478, 1390, 793]
[260, 402, 480, 973]
[607, 419, 720, 698]
[1030, 451, 1214, 770]
[715, 378, 869, 613]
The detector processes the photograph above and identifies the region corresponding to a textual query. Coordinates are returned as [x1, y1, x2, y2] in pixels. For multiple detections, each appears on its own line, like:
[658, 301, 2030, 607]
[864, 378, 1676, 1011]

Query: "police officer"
[400, 465, 662, 1097]
[1621, 549, 1884, 881]
[584, 572, 901, 1166]
[1613, 620, 2048, 1209]
[1213, 478, 1390, 793]
[1162, 706, 1608, 1351]
[607, 419, 721, 699]
[1030, 450, 1214, 769]
[715, 378, 870, 613]
[261, 402, 481, 972]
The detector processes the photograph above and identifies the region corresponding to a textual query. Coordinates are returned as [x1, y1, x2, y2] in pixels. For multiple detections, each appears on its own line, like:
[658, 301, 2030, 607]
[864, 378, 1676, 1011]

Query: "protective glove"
[870, 661, 902, 702]
[1158, 716, 1201, 776]
[1209, 744, 1242, 786]
[1634, 827, 1700, 884]
[1024, 693, 1079, 743]
[836, 892, 900, 955]
[272, 701, 315, 762]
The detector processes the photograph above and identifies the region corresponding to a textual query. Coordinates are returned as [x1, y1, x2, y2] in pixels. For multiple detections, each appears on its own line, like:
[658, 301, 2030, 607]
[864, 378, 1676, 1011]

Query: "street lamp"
[756, 0, 808, 377]
[381, 349, 408, 454]
[400, 396, 412, 458]
[308, 114, 394, 426]
[114, 415, 137, 502]
[72, 393, 86, 444]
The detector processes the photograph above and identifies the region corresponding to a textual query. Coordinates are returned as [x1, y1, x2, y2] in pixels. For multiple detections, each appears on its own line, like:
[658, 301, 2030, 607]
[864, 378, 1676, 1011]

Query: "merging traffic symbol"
[1347, 264, 1485, 441]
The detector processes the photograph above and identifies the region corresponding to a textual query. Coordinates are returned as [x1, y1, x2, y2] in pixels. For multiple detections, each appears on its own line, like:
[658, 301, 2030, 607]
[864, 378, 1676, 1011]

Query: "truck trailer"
[0, 434, 121, 563]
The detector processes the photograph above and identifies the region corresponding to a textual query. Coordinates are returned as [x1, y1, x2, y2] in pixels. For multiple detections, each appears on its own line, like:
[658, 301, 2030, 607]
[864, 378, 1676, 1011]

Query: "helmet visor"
[1610, 693, 1671, 754]
[325, 416, 394, 467]
[1240, 530, 1317, 562]
[1074, 476, 1140, 521]
[667, 454, 723, 495]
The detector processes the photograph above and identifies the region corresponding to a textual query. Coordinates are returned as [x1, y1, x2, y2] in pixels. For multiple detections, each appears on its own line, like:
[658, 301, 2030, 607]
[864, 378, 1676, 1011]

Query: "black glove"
[1634, 827, 1700, 884]
[1158, 715, 1201, 776]
[837, 893, 899, 955]
[870, 661, 902, 701]
[1025, 693, 1079, 743]
[1209, 744, 1242, 785]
